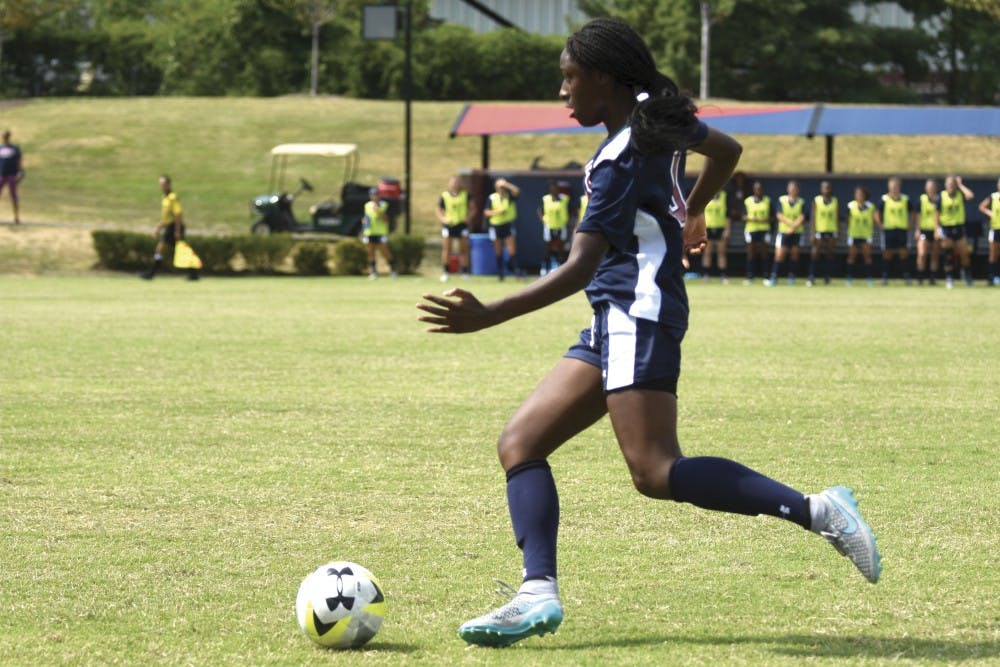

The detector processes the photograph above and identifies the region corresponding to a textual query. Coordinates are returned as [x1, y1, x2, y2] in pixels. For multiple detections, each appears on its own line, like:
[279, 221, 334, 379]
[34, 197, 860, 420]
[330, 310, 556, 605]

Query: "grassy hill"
[1, 96, 998, 236]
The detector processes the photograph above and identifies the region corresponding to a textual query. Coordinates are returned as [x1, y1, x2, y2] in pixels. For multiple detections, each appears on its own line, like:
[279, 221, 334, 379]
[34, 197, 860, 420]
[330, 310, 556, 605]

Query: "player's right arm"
[418, 231, 606, 334]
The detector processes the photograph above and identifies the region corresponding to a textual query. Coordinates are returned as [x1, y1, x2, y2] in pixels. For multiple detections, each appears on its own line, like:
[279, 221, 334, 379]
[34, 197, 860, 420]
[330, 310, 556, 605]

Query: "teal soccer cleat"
[810, 485, 882, 584]
[458, 592, 563, 647]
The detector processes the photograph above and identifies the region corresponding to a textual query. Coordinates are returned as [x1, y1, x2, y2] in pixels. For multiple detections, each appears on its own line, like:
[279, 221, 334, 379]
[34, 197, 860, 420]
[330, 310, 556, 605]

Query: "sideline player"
[538, 180, 571, 275]
[701, 189, 729, 283]
[879, 177, 913, 285]
[362, 187, 397, 279]
[978, 177, 1000, 286]
[938, 175, 975, 288]
[141, 175, 198, 281]
[742, 180, 771, 284]
[915, 178, 941, 285]
[0, 129, 23, 224]
[484, 177, 521, 280]
[418, 17, 880, 649]
[436, 175, 475, 282]
[766, 180, 807, 286]
[807, 181, 839, 286]
[845, 186, 878, 286]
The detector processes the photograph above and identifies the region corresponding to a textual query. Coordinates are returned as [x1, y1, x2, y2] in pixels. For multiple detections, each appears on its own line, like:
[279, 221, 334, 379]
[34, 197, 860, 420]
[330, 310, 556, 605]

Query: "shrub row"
[91, 230, 425, 276]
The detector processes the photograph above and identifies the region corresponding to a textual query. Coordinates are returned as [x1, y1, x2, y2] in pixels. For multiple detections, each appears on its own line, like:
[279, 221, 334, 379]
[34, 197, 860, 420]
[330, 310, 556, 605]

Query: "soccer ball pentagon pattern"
[296, 561, 385, 649]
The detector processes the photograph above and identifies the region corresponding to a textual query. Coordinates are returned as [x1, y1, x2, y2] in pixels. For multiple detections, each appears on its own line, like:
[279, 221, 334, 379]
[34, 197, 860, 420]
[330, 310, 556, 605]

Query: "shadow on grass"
[535, 633, 997, 661]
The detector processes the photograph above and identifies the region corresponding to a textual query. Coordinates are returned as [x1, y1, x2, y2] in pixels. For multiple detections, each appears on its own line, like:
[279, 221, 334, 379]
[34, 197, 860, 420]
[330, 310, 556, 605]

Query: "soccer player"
[939, 175, 975, 289]
[484, 177, 521, 280]
[0, 129, 23, 224]
[879, 177, 913, 285]
[701, 190, 729, 283]
[538, 180, 570, 275]
[915, 178, 941, 285]
[766, 180, 807, 286]
[977, 177, 1000, 286]
[362, 187, 396, 279]
[436, 175, 475, 282]
[807, 181, 839, 286]
[418, 18, 880, 649]
[845, 186, 879, 286]
[141, 175, 198, 281]
[742, 180, 771, 284]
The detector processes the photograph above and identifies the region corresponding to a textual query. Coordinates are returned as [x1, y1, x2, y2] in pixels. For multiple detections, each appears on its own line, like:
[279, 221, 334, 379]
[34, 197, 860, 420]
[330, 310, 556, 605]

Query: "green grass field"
[1, 274, 997, 665]
[2, 97, 999, 237]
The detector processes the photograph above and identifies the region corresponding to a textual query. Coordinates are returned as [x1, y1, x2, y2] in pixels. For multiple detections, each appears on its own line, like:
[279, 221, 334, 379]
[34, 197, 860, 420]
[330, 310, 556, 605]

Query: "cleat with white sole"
[809, 485, 882, 584]
[458, 592, 563, 647]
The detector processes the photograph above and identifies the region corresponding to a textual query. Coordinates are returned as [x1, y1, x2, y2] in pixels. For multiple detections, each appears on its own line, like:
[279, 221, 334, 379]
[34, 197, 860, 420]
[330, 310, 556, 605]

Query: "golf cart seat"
[309, 199, 341, 216]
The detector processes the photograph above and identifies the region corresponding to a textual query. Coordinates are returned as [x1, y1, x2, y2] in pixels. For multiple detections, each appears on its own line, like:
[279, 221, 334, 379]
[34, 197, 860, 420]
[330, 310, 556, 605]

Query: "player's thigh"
[606, 389, 680, 498]
[497, 357, 606, 470]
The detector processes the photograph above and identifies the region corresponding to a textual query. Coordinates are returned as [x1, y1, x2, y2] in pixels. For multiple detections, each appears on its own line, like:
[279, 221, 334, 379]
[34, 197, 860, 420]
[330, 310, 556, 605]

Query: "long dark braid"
[565, 18, 699, 155]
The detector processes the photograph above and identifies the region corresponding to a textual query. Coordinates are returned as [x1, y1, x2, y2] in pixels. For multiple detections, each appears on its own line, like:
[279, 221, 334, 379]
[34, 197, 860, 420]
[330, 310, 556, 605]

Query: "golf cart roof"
[270, 143, 358, 157]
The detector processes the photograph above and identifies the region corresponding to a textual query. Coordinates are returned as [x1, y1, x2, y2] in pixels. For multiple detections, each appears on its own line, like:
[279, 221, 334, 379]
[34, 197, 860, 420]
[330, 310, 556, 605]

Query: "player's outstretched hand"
[417, 288, 495, 334]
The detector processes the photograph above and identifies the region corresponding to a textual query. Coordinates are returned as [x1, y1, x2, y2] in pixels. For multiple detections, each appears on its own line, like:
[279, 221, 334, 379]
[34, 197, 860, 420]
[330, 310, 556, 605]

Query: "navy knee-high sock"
[668, 456, 810, 529]
[506, 460, 559, 581]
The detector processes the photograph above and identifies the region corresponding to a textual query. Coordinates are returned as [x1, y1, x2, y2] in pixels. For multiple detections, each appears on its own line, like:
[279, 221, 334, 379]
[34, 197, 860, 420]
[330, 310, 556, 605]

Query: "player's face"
[888, 180, 900, 195]
[855, 188, 865, 203]
[821, 182, 832, 198]
[753, 182, 763, 198]
[925, 179, 937, 195]
[944, 177, 956, 193]
[787, 182, 798, 198]
[559, 50, 610, 128]
[159, 178, 169, 194]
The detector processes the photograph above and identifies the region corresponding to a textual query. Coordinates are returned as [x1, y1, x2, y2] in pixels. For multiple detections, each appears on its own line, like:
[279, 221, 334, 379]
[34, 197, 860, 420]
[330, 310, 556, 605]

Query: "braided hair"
[565, 18, 699, 155]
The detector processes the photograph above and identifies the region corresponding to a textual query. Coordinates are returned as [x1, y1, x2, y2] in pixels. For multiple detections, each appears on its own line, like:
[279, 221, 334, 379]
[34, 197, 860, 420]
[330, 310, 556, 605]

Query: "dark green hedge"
[91, 230, 426, 276]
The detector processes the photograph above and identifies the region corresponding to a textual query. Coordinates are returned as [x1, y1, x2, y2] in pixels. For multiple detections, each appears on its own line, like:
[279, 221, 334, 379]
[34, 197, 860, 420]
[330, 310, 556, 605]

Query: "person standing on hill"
[142, 175, 198, 281]
[0, 129, 24, 224]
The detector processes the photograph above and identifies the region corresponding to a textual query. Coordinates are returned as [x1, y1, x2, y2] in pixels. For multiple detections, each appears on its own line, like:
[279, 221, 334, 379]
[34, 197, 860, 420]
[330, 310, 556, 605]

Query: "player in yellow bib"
[362, 188, 397, 279]
[977, 177, 1000, 286]
[878, 177, 913, 285]
[766, 180, 807, 286]
[939, 175, 975, 288]
[807, 181, 839, 286]
[537, 181, 571, 276]
[436, 175, 476, 282]
[484, 177, 521, 280]
[742, 181, 771, 284]
[845, 186, 879, 285]
[701, 190, 730, 283]
[915, 179, 941, 285]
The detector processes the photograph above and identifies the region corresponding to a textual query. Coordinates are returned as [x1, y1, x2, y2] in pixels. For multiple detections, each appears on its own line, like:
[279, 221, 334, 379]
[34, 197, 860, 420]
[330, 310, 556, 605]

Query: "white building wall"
[429, 0, 586, 35]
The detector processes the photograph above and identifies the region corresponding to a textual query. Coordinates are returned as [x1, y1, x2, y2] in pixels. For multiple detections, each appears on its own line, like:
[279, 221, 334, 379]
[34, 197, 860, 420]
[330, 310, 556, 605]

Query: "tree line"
[1, 0, 996, 104]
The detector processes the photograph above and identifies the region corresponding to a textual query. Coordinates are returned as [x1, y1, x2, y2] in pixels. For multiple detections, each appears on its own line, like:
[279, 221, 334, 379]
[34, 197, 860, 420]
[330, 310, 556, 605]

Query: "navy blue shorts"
[918, 228, 936, 241]
[941, 225, 965, 241]
[488, 223, 514, 241]
[441, 223, 468, 239]
[776, 232, 802, 248]
[362, 234, 387, 244]
[707, 227, 725, 241]
[565, 304, 682, 394]
[990, 229, 1000, 244]
[883, 229, 908, 249]
[814, 231, 836, 240]
[848, 237, 872, 247]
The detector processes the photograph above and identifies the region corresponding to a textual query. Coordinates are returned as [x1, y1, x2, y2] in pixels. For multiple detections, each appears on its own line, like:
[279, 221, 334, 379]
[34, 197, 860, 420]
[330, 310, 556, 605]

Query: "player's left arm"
[956, 177, 974, 200]
[978, 196, 992, 217]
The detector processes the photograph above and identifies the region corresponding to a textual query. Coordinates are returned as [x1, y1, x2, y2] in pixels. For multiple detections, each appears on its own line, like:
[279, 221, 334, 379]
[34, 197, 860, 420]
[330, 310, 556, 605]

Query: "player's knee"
[496, 425, 537, 470]
[624, 454, 676, 500]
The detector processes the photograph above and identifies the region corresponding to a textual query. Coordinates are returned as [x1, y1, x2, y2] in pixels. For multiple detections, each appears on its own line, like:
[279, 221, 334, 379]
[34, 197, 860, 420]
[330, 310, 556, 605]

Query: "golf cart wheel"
[251, 220, 271, 235]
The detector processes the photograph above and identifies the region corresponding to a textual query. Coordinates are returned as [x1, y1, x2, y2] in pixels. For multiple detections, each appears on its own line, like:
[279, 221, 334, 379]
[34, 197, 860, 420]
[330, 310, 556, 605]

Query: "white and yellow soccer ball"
[295, 561, 385, 649]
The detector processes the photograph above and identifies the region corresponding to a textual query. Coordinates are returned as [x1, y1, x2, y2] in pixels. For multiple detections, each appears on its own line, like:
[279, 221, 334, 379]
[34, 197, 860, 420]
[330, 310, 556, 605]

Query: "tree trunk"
[699, 1, 710, 99]
[310, 19, 319, 96]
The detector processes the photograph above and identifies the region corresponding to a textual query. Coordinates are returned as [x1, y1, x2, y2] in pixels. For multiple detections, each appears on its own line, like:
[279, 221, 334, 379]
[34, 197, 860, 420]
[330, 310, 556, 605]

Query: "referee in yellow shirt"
[142, 175, 198, 281]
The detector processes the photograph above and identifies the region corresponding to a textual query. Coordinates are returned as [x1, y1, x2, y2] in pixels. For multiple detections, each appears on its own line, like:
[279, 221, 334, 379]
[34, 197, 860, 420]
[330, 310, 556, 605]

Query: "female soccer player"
[939, 175, 975, 289]
[807, 180, 839, 286]
[742, 180, 772, 284]
[978, 177, 1000, 286]
[418, 18, 881, 648]
[879, 177, 913, 285]
[845, 186, 879, 286]
[766, 179, 807, 286]
[484, 177, 521, 280]
[915, 178, 941, 285]
[701, 189, 730, 283]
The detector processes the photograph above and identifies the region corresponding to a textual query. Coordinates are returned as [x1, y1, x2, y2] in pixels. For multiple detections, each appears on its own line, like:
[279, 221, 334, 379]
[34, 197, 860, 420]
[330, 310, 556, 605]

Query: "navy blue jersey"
[577, 122, 708, 339]
[0, 143, 21, 177]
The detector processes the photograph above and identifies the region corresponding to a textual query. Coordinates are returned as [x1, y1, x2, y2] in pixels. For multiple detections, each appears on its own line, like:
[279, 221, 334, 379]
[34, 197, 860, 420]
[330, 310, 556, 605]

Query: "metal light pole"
[403, 0, 412, 233]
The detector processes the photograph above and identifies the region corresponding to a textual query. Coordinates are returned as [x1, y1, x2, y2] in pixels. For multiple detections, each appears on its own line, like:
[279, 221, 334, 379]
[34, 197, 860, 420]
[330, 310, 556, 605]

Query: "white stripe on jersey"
[584, 127, 632, 195]
[606, 304, 637, 391]
[628, 208, 666, 322]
